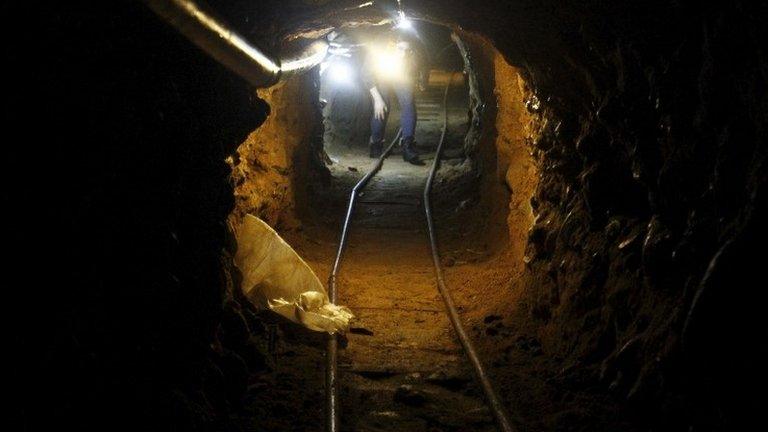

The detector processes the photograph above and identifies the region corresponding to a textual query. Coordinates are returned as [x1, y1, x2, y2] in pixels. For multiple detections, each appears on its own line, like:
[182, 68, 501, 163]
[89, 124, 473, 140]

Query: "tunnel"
[18, 1, 767, 432]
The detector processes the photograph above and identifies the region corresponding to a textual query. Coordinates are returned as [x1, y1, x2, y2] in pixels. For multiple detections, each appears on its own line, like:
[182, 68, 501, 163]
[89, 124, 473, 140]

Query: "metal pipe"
[324, 334, 339, 432]
[326, 128, 402, 432]
[423, 77, 517, 432]
[281, 39, 330, 75]
[144, 0, 329, 87]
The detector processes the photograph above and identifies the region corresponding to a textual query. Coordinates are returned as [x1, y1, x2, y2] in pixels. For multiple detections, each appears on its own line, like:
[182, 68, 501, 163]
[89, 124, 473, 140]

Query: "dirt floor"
[236, 204, 638, 432]
[241, 159, 504, 432]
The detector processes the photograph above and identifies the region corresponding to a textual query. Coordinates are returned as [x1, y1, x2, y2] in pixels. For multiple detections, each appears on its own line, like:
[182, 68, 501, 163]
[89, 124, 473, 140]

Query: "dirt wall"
[229, 74, 326, 231]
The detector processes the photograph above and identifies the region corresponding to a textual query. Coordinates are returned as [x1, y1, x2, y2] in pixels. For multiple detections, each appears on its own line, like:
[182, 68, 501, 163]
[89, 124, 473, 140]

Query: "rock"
[515, 335, 542, 353]
[219, 304, 250, 347]
[618, 232, 640, 250]
[217, 349, 249, 406]
[405, 372, 422, 382]
[349, 327, 374, 336]
[237, 339, 271, 373]
[641, 215, 675, 282]
[271, 165, 290, 176]
[371, 411, 400, 418]
[394, 385, 427, 407]
[530, 303, 551, 321]
[605, 218, 622, 238]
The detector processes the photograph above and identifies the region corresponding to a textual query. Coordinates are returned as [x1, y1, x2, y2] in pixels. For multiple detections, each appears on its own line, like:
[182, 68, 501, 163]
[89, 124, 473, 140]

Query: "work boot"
[369, 138, 384, 158]
[401, 137, 424, 165]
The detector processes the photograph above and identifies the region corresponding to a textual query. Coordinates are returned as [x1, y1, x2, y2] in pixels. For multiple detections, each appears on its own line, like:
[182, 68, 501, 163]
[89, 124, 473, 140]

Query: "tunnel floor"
[313, 70, 477, 233]
[242, 221, 511, 431]
[238, 219, 638, 431]
[291, 228, 498, 431]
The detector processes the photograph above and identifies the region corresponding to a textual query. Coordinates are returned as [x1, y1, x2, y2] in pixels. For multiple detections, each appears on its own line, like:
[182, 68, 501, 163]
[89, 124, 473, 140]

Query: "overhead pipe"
[144, 0, 329, 88]
[281, 39, 330, 75]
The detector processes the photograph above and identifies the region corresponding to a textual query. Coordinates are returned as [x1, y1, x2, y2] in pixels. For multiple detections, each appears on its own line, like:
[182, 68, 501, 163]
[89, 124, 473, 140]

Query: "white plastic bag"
[234, 214, 353, 333]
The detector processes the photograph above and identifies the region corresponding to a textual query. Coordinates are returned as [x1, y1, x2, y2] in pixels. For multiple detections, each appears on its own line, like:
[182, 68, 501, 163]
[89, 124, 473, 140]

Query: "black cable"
[325, 128, 403, 432]
[423, 76, 517, 432]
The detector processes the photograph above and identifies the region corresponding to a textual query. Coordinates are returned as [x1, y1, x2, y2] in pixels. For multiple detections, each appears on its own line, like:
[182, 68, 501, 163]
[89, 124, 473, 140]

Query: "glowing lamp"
[373, 44, 407, 82]
[396, 17, 412, 30]
[323, 61, 354, 86]
[395, 9, 413, 31]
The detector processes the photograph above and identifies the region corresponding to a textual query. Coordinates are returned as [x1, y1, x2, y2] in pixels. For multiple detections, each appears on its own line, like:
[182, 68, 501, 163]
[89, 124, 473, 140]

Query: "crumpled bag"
[234, 214, 353, 333]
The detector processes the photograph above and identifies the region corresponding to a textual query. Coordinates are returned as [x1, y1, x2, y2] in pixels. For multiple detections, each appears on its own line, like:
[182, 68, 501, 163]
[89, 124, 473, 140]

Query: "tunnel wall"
[17, 2, 275, 430]
[460, 32, 539, 263]
[435, 1, 767, 429]
[229, 74, 326, 231]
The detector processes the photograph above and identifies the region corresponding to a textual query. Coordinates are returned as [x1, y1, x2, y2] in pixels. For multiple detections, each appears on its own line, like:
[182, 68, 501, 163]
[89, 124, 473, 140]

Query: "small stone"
[349, 327, 374, 336]
[394, 384, 427, 407]
[371, 411, 399, 418]
[605, 218, 621, 238]
[405, 372, 422, 382]
[426, 371, 446, 382]
[618, 233, 639, 250]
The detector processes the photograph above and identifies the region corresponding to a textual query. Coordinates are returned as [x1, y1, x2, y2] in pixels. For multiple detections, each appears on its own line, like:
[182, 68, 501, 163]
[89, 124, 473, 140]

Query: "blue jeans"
[370, 84, 416, 142]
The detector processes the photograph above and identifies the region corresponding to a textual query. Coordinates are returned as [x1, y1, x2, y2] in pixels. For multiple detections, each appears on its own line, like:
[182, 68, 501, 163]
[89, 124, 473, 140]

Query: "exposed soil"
[238, 195, 636, 431]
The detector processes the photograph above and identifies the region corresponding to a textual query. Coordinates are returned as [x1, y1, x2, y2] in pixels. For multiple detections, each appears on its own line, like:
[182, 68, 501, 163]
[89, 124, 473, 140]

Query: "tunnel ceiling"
[209, 0, 681, 113]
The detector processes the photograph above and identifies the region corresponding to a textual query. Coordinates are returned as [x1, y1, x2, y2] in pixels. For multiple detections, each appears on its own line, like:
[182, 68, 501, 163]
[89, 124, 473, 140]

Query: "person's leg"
[369, 87, 390, 158]
[394, 83, 416, 140]
[394, 84, 423, 165]
[369, 106, 387, 143]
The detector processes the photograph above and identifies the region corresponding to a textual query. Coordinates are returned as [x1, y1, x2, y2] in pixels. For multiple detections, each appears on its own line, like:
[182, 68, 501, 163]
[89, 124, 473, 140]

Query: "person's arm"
[362, 52, 387, 120]
[370, 86, 387, 120]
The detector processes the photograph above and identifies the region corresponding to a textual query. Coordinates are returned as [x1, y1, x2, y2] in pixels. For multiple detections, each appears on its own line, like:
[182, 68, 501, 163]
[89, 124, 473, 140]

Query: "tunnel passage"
[310, 21, 480, 234]
[25, 1, 767, 432]
[226, 19, 558, 432]
[230, 21, 539, 261]
[319, 22, 468, 162]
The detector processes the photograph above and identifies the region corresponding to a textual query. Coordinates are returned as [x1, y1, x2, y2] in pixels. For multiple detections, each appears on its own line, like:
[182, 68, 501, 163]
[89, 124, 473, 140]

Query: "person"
[362, 30, 429, 165]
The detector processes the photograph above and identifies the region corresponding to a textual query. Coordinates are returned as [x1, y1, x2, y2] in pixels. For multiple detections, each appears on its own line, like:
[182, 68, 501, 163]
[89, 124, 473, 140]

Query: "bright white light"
[396, 17, 412, 30]
[395, 9, 412, 30]
[328, 62, 354, 85]
[372, 44, 406, 82]
[281, 40, 329, 73]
